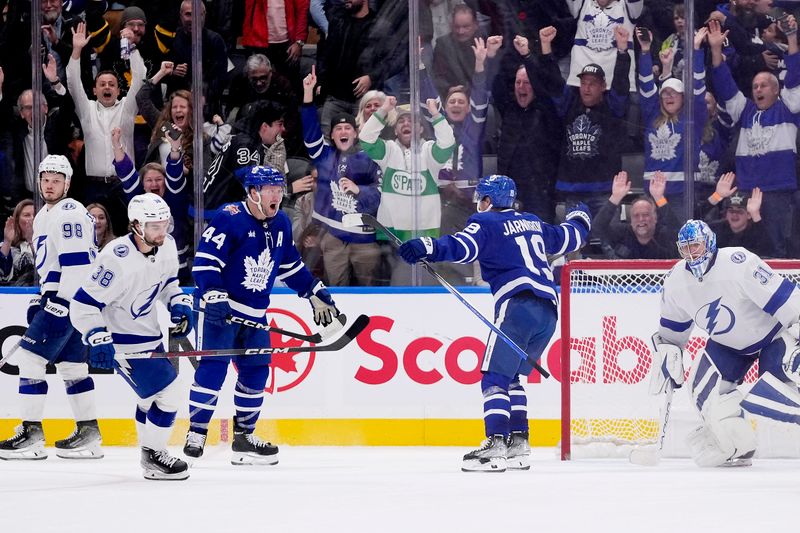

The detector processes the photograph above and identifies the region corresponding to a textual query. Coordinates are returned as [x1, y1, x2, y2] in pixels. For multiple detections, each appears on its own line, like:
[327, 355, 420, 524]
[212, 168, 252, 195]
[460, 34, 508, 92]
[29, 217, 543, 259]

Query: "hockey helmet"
[241, 165, 285, 192]
[677, 219, 717, 280]
[128, 193, 172, 225]
[38, 154, 73, 181]
[475, 175, 517, 209]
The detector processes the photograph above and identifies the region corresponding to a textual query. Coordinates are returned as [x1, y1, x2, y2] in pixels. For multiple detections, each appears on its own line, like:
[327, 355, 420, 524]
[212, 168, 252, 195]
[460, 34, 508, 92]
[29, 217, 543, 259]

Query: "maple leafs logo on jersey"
[330, 180, 358, 214]
[567, 115, 601, 159]
[697, 151, 718, 184]
[242, 248, 274, 292]
[649, 123, 681, 161]
[584, 8, 620, 51]
[746, 121, 776, 156]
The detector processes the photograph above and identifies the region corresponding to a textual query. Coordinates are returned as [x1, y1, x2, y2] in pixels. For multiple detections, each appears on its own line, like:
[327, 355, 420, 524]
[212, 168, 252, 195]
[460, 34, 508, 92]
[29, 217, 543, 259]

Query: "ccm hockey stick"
[629, 380, 675, 466]
[118, 314, 370, 360]
[342, 213, 550, 379]
[227, 313, 347, 343]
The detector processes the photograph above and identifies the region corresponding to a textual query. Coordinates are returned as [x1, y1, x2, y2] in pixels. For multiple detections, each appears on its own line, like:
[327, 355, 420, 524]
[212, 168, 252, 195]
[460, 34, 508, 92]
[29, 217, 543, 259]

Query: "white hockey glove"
[649, 333, 685, 395]
[303, 280, 339, 327]
[781, 322, 800, 386]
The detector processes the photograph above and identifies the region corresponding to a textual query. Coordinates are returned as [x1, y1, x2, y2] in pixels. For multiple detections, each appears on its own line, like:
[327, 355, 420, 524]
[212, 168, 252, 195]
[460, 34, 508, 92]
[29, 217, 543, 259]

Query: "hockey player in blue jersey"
[398, 175, 591, 472]
[652, 220, 800, 467]
[185, 165, 339, 465]
[71, 193, 193, 480]
[0, 155, 102, 461]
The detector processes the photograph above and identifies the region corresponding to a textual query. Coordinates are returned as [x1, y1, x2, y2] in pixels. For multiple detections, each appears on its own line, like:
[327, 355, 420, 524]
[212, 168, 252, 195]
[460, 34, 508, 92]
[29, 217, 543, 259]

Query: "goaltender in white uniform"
[652, 219, 800, 467]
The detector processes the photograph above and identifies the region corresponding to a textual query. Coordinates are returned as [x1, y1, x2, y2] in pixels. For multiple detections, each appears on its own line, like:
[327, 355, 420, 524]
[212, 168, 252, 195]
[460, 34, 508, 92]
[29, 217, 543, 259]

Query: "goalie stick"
[342, 213, 550, 379]
[227, 313, 347, 343]
[117, 314, 370, 360]
[629, 380, 675, 466]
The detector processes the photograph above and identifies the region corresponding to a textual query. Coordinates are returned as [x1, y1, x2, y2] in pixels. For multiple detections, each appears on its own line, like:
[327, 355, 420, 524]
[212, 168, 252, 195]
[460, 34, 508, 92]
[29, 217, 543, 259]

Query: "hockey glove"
[304, 280, 339, 327]
[781, 322, 800, 386]
[648, 333, 685, 395]
[40, 294, 71, 334]
[566, 202, 592, 232]
[169, 294, 194, 339]
[86, 328, 115, 370]
[199, 290, 231, 327]
[398, 237, 437, 264]
[26, 296, 42, 325]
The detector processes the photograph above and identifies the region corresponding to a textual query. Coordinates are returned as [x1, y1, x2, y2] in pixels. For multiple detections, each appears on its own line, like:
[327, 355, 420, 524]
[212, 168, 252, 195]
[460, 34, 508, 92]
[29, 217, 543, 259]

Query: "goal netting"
[559, 259, 800, 460]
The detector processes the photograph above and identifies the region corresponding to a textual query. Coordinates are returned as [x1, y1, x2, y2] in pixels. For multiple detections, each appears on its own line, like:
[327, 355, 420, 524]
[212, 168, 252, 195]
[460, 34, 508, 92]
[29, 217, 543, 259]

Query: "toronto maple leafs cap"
[330, 113, 357, 131]
[724, 191, 748, 210]
[659, 77, 684, 95]
[577, 63, 605, 80]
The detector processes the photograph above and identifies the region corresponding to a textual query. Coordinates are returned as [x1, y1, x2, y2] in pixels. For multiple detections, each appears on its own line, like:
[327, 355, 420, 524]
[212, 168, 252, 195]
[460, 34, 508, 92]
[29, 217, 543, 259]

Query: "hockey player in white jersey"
[0, 155, 102, 460]
[70, 193, 194, 480]
[399, 175, 591, 472]
[654, 220, 800, 467]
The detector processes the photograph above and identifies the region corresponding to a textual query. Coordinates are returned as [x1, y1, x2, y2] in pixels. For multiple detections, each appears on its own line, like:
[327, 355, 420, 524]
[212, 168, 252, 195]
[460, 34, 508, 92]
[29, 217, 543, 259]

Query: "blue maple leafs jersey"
[430, 209, 588, 312]
[192, 202, 316, 319]
[71, 234, 183, 353]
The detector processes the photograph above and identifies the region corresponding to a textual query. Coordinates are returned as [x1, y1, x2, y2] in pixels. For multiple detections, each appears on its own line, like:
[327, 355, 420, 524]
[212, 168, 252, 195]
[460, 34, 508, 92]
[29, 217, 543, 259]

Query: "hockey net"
[559, 259, 800, 460]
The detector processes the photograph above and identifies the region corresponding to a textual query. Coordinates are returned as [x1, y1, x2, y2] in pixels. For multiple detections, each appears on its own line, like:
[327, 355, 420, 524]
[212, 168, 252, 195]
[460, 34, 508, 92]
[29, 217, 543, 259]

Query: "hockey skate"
[0, 421, 47, 460]
[506, 431, 531, 470]
[231, 427, 279, 466]
[462, 434, 507, 472]
[140, 447, 189, 480]
[183, 431, 207, 460]
[55, 420, 103, 459]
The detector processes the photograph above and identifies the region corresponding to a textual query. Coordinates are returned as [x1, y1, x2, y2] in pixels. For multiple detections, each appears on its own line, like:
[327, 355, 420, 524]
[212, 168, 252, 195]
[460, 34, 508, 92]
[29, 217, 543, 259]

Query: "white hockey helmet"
[38, 154, 73, 181]
[128, 192, 172, 226]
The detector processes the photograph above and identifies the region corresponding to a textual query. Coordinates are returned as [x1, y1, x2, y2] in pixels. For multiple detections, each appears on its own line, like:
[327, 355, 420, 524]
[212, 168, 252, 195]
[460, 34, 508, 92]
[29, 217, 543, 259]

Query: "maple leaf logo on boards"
[264, 310, 317, 394]
[648, 123, 681, 161]
[241, 248, 273, 292]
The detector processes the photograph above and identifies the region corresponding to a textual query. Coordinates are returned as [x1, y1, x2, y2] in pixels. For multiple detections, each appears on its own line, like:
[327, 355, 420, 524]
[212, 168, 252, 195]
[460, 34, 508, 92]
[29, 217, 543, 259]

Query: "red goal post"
[558, 259, 800, 461]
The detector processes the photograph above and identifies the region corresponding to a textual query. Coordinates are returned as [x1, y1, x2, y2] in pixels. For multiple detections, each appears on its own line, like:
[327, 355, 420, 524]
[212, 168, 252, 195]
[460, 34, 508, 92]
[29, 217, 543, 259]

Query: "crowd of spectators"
[0, 0, 799, 289]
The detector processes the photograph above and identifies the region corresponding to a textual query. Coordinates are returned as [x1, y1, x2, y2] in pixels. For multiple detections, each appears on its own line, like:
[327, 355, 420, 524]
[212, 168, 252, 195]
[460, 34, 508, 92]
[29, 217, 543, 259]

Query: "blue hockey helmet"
[474, 175, 517, 209]
[677, 219, 717, 280]
[241, 165, 285, 192]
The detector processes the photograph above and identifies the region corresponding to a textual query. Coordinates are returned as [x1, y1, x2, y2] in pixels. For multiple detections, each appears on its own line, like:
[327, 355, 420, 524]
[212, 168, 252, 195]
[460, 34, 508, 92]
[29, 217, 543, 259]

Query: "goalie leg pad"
[742, 372, 800, 425]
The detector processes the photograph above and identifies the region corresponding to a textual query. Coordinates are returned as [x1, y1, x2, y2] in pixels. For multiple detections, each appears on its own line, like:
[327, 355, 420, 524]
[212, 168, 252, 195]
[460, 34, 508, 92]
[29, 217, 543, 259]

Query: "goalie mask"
[677, 219, 717, 280]
[474, 175, 516, 212]
[128, 193, 172, 248]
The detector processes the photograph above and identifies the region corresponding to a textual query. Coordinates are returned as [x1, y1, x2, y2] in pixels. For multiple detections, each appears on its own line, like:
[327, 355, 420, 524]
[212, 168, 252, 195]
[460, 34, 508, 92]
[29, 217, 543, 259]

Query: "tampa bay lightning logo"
[130, 283, 160, 318]
[62, 201, 76, 210]
[114, 244, 129, 257]
[695, 297, 735, 335]
[34, 235, 47, 270]
[731, 252, 746, 264]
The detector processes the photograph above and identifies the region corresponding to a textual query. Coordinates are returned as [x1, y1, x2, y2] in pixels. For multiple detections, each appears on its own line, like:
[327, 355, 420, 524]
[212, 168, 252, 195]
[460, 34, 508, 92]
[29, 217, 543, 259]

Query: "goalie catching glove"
[302, 279, 339, 327]
[649, 333, 685, 395]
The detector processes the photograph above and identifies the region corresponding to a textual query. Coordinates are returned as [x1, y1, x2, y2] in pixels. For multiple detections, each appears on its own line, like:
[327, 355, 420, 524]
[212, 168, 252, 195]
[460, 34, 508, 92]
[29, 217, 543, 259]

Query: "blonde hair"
[356, 90, 397, 129]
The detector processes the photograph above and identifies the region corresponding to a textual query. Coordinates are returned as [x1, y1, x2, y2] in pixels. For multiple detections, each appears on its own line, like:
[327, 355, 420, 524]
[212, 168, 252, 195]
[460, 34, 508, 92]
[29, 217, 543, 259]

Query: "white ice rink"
[1, 445, 796, 532]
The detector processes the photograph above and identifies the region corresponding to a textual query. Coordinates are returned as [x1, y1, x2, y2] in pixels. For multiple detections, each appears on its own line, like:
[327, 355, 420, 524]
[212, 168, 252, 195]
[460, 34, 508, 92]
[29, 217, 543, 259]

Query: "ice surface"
[0, 446, 795, 532]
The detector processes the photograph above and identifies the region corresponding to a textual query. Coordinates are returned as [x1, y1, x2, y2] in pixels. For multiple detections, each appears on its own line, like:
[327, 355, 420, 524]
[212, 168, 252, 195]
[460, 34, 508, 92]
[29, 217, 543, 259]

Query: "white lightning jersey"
[659, 247, 800, 353]
[32, 197, 96, 299]
[71, 234, 184, 353]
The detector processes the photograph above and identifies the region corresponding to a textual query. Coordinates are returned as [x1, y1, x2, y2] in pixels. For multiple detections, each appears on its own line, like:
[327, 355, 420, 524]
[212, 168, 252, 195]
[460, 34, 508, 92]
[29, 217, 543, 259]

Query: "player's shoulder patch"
[730, 251, 746, 264]
[60, 201, 77, 211]
[223, 203, 241, 216]
[113, 243, 130, 258]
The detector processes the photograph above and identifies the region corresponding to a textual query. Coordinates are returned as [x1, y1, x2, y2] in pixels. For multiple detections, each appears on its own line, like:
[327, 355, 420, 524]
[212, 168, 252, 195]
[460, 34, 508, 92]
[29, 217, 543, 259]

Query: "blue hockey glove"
[169, 294, 194, 339]
[86, 328, 115, 370]
[26, 296, 42, 326]
[303, 280, 339, 327]
[566, 202, 592, 232]
[398, 237, 436, 264]
[40, 295, 71, 334]
[199, 290, 230, 327]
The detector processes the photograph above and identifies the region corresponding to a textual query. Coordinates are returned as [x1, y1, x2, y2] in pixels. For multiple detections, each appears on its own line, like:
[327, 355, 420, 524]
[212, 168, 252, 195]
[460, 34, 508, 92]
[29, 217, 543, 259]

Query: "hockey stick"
[629, 380, 675, 466]
[227, 313, 347, 343]
[342, 213, 550, 379]
[117, 314, 370, 360]
[0, 341, 21, 370]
